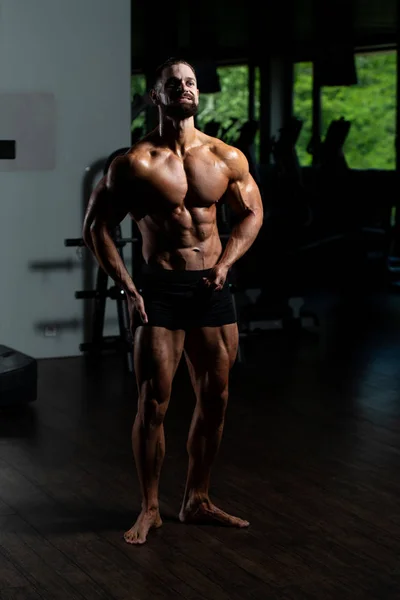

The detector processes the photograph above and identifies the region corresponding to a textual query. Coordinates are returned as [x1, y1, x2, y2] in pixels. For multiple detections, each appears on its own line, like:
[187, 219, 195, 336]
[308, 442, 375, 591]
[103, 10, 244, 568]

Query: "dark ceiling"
[131, 0, 398, 72]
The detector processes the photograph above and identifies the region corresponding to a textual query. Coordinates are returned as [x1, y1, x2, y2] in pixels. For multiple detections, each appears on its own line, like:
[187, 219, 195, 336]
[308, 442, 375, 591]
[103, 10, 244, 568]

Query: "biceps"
[226, 175, 262, 215]
[95, 199, 129, 229]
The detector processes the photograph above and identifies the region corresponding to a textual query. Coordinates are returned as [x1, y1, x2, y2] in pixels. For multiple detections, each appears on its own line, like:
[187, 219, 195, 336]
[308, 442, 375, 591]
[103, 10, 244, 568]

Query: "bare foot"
[124, 508, 162, 545]
[179, 499, 249, 528]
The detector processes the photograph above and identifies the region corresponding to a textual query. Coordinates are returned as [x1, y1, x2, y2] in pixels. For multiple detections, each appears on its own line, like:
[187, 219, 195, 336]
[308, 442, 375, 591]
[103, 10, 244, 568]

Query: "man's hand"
[202, 264, 229, 292]
[126, 291, 148, 326]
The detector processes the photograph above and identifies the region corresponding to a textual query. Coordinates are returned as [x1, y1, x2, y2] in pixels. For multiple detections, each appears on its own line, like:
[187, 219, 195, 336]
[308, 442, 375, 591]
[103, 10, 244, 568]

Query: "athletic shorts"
[137, 265, 237, 330]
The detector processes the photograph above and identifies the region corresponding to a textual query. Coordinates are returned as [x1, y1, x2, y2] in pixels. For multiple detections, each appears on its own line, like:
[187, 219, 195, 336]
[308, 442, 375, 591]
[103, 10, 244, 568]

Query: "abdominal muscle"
[137, 206, 223, 271]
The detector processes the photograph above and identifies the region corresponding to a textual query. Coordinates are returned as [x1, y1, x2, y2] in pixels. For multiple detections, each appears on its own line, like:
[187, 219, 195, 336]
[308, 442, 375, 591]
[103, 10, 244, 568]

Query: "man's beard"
[164, 101, 198, 120]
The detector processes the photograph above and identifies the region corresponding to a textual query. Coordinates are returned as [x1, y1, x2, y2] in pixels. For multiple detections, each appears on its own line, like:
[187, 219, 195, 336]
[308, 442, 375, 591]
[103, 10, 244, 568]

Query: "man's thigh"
[134, 326, 186, 391]
[184, 323, 238, 386]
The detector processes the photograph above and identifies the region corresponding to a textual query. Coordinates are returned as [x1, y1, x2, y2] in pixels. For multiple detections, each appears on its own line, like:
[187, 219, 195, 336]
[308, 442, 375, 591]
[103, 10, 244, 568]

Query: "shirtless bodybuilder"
[83, 57, 264, 544]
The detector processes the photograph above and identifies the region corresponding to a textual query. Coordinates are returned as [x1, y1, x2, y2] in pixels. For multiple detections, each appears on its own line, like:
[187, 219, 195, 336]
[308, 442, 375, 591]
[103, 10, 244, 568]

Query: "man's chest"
[140, 153, 230, 210]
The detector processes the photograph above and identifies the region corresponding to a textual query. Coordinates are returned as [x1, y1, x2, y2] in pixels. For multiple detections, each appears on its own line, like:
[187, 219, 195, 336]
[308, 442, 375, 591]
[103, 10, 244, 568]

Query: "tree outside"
[294, 51, 396, 170]
[131, 74, 146, 134]
[196, 65, 258, 143]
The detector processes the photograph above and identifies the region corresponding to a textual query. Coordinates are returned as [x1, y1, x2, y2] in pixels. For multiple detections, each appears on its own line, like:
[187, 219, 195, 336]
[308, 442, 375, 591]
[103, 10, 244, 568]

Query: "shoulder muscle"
[212, 141, 249, 181]
[106, 155, 133, 196]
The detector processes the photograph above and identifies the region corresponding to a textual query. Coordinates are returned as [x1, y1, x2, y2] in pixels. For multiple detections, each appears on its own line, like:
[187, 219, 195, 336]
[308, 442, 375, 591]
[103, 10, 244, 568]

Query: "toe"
[127, 536, 141, 545]
[124, 531, 137, 544]
[211, 506, 249, 527]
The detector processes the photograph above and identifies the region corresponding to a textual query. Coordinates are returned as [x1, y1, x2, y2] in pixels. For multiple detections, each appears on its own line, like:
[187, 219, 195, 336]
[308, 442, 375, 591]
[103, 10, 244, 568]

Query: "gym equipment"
[308, 117, 389, 282]
[234, 120, 261, 187]
[269, 116, 313, 231]
[201, 118, 239, 144]
[65, 227, 137, 373]
[319, 116, 351, 172]
[65, 147, 138, 372]
[232, 117, 318, 341]
[386, 205, 400, 288]
[238, 294, 318, 336]
[0, 345, 37, 407]
[271, 116, 303, 178]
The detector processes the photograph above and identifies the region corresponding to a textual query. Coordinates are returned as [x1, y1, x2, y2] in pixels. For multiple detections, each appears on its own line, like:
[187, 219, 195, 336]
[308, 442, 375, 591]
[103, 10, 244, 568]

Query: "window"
[131, 74, 146, 137]
[320, 50, 396, 170]
[196, 65, 257, 146]
[293, 62, 313, 167]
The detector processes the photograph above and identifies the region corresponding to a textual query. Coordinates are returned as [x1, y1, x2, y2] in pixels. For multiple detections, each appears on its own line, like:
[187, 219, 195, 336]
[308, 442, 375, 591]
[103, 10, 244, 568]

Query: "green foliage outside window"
[196, 66, 258, 144]
[131, 74, 146, 134]
[293, 51, 396, 170]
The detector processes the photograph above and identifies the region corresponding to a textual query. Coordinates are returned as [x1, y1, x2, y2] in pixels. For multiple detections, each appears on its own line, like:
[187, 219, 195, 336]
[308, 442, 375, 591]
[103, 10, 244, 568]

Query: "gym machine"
[65, 148, 138, 373]
[233, 117, 319, 338]
[64, 91, 151, 372]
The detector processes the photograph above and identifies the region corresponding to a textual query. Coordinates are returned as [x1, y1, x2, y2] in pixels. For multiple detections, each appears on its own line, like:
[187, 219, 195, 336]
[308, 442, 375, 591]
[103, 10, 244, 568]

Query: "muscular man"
[83, 57, 263, 545]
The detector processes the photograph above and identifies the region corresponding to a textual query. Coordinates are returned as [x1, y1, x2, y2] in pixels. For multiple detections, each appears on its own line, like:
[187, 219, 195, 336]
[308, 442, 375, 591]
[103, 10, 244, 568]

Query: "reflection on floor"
[1, 289, 400, 599]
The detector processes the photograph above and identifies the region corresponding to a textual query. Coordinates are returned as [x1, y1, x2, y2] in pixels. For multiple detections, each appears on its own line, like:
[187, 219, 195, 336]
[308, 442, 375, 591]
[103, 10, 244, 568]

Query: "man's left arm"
[204, 150, 263, 291]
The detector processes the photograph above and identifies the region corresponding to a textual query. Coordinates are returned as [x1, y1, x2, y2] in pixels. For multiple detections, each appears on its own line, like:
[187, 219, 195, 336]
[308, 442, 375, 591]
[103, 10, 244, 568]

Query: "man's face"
[156, 63, 199, 119]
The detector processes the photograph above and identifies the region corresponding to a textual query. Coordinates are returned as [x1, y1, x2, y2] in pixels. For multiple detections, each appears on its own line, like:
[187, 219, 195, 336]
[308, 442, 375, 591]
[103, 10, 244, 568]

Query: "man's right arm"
[82, 156, 141, 302]
[82, 175, 106, 255]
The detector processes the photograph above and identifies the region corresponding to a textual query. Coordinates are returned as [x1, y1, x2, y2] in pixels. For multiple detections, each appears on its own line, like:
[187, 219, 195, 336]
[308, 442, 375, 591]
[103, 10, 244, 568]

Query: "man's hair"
[152, 57, 197, 90]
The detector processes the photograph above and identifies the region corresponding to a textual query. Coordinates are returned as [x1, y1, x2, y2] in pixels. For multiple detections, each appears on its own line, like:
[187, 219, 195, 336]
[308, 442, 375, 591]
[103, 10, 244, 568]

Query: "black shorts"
[137, 265, 237, 331]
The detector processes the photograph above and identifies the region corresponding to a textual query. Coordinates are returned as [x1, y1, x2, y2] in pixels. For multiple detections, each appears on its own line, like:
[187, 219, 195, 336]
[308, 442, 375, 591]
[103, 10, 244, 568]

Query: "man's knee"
[138, 383, 171, 428]
[200, 386, 229, 429]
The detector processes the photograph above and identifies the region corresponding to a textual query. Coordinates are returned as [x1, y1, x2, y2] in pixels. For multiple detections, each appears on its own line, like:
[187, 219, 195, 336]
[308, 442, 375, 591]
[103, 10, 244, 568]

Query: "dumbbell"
[75, 286, 126, 300]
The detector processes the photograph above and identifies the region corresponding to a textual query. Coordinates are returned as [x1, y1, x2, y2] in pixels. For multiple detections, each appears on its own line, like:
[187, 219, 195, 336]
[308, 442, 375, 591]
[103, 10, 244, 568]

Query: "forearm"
[91, 227, 138, 296]
[82, 229, 96, 256]
[217, 209, 262, 270]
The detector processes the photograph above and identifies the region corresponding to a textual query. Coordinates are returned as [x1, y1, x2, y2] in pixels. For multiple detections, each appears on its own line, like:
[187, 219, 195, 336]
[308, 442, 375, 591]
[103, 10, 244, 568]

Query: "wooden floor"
[1, 288, 400, 599]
